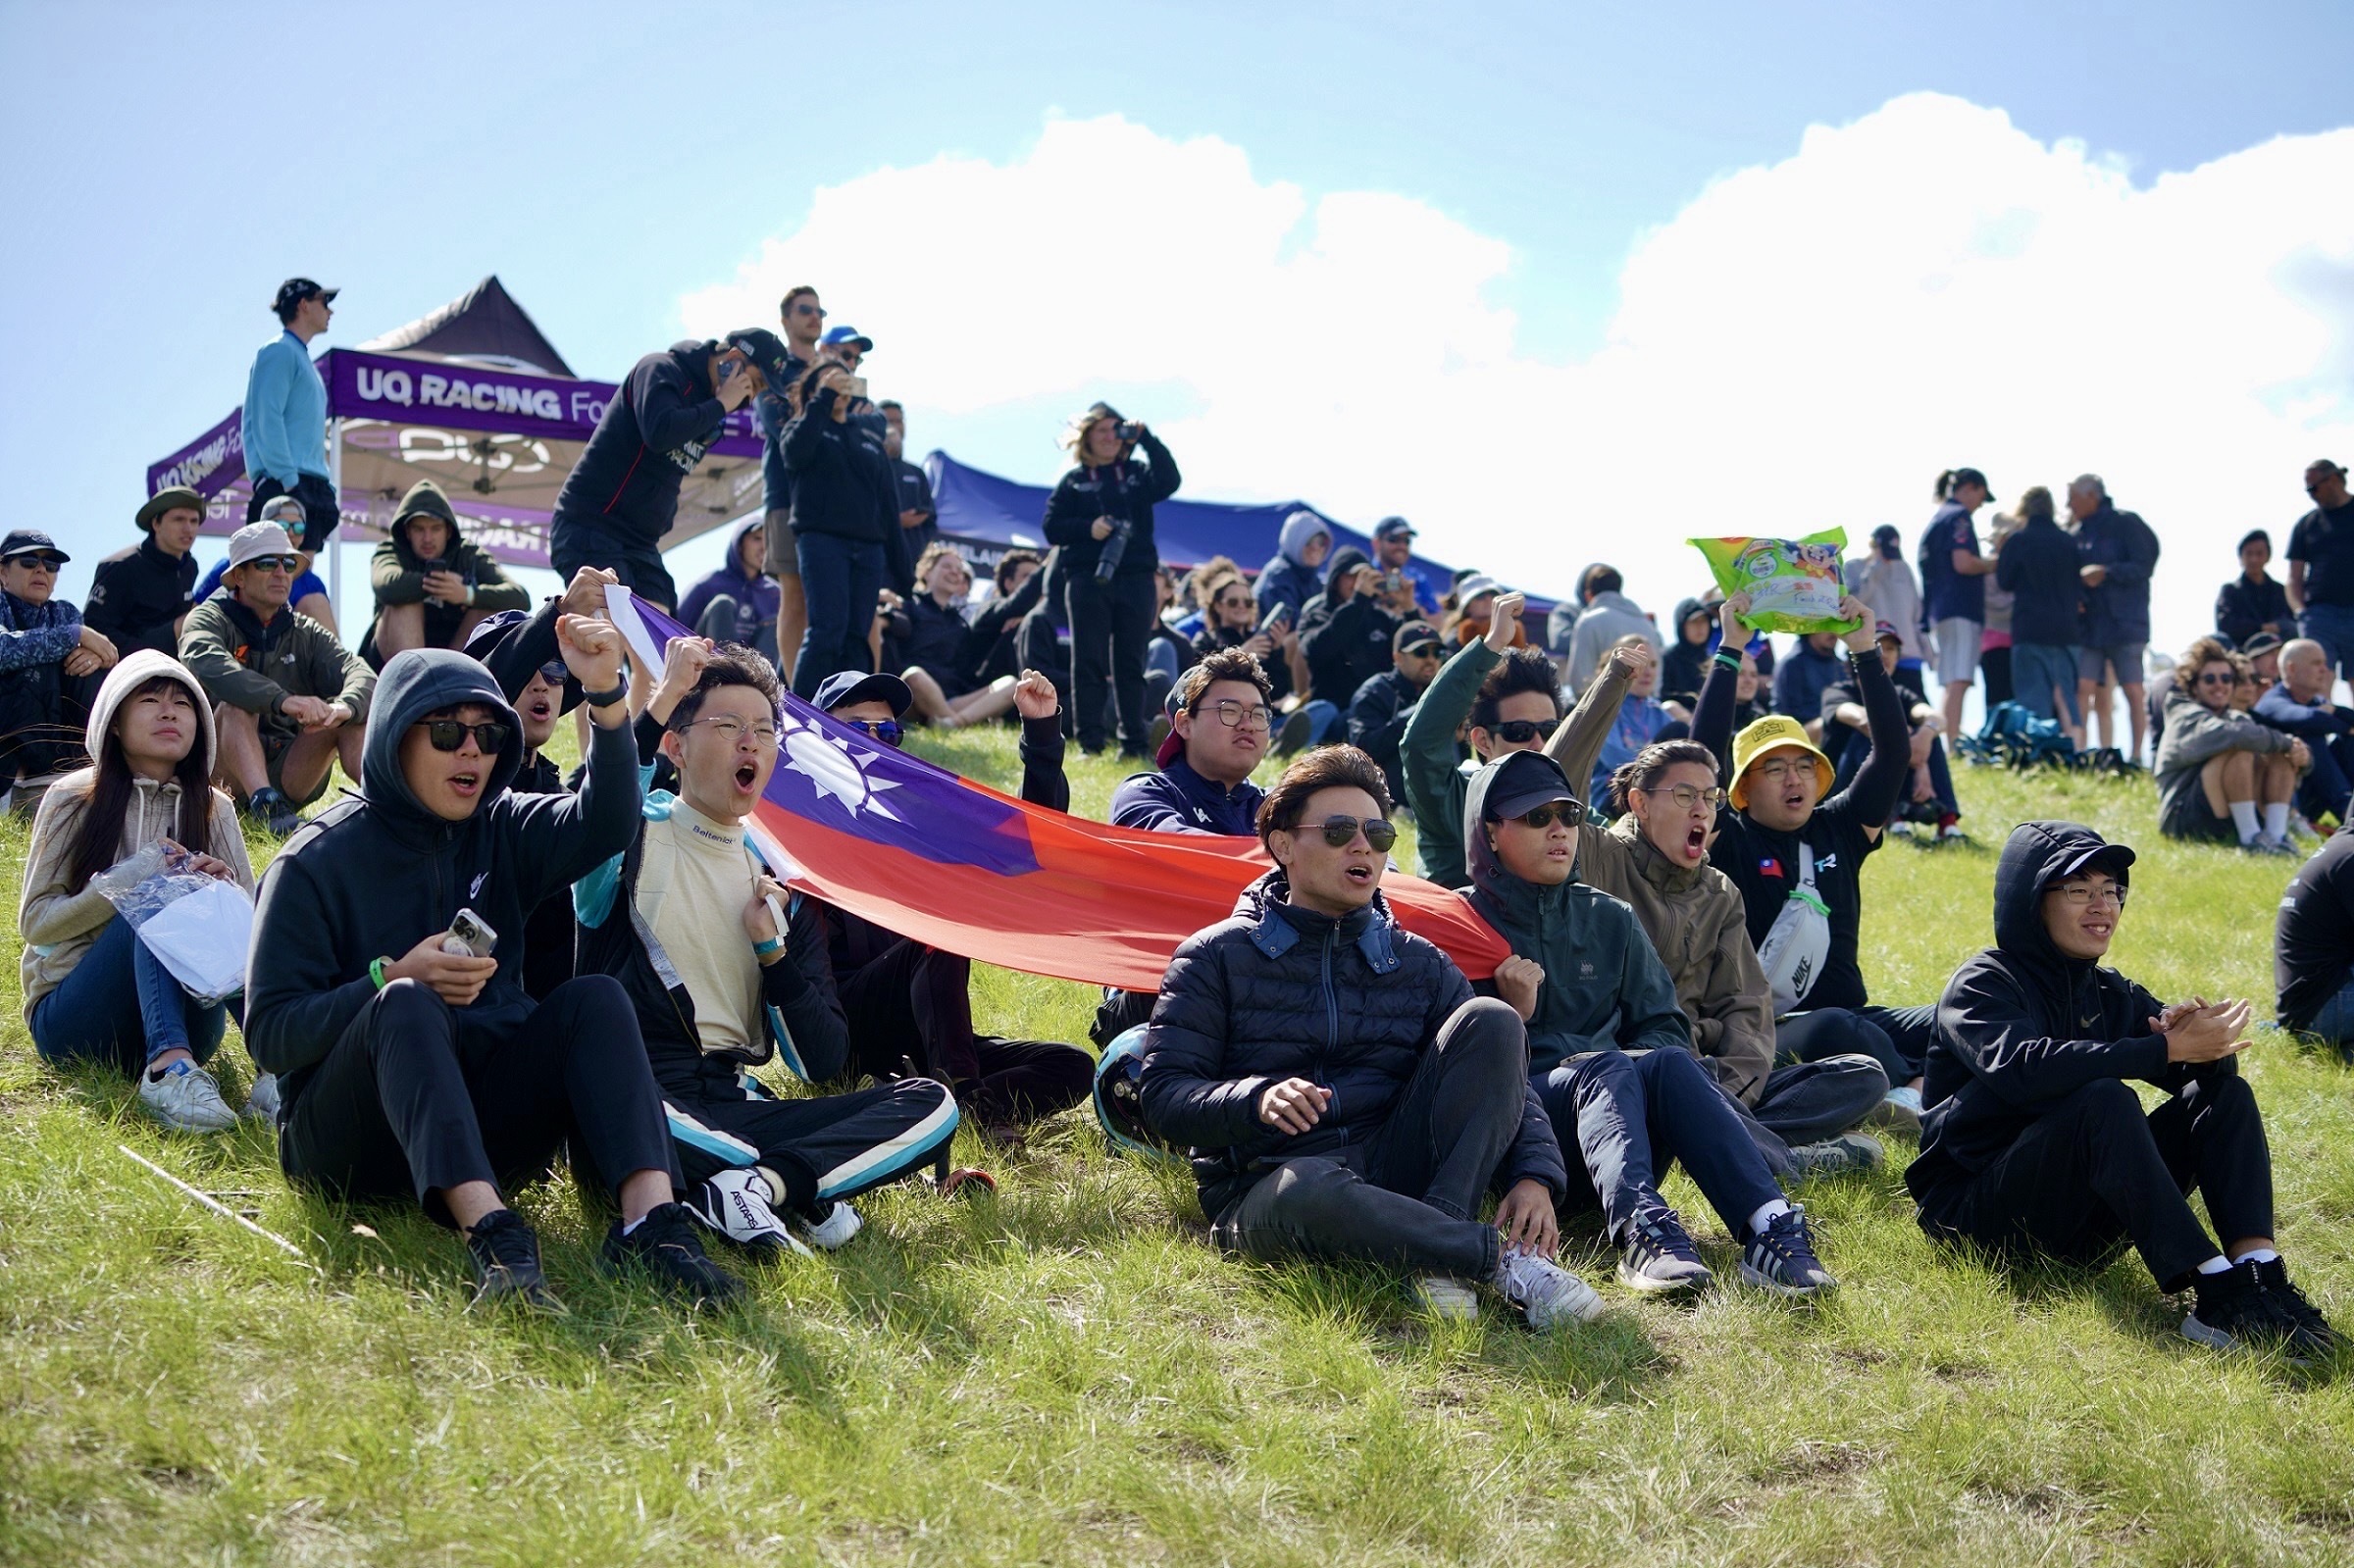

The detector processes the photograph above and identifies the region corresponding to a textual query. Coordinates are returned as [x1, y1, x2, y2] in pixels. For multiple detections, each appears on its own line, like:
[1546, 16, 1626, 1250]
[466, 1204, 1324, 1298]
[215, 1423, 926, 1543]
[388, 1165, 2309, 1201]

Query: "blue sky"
[2, 1, 2348, 626]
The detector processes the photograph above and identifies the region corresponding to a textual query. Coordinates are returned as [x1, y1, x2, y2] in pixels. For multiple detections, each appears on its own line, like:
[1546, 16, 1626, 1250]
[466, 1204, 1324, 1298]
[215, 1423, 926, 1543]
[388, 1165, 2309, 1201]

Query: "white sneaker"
[244, 1071, 281, 1123]
[684, 1169, 812, 1256]
[1492, 1245, 1606, 1330]
[138, 1060, 239, 1134]
[796, 1199, 862, 1250]
[1412, 1275, 1481, 1322]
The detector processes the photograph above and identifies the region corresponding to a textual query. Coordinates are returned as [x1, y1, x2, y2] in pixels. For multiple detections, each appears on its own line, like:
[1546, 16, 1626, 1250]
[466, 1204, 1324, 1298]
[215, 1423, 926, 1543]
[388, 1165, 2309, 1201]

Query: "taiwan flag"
[608, 591, 1510, 991]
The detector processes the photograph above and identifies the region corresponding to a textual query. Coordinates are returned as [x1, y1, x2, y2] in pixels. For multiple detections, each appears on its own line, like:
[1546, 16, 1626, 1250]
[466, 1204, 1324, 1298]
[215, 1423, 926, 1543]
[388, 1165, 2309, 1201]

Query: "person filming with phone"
[1043, 402, 1181, 758]
[782, 358, 910, 701]
[244, 620, 746, 1314]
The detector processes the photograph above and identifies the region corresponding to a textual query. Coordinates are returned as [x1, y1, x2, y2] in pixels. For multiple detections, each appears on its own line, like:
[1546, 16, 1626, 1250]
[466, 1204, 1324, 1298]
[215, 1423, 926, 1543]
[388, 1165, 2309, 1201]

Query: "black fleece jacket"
[550, 341, 732, 548]
[1040, 432, 1180, 578]
[1139, 869, 1565, 1218]
[83, 535, 198, 659]
[1908, 822, 2226, 1195]
[244, 650, 642, 1111]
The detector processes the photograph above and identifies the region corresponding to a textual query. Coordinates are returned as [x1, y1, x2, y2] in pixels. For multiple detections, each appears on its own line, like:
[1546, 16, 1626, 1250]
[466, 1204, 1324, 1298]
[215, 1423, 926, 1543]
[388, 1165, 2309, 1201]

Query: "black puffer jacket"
[1908, 821, 2227, 1199]
[1139, 868, 1565, 1217]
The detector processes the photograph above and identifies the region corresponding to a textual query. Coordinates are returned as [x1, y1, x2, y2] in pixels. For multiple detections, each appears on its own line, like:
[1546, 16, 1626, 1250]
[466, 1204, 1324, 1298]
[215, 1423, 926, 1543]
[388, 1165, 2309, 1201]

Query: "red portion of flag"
[749, 773, 1509, 993]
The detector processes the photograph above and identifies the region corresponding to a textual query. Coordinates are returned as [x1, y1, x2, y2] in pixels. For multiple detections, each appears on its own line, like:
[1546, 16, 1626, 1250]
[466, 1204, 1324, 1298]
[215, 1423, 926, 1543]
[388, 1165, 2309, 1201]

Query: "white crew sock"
[621, 1212, 648, 1237]
[2229, 801, 2261, 843]
[2264, 802, 2291, 842]
[2234, 1246, 2279, 1266]
[1747, 1197, 1792, 1238]
[2195, 1254, 2234, 1276]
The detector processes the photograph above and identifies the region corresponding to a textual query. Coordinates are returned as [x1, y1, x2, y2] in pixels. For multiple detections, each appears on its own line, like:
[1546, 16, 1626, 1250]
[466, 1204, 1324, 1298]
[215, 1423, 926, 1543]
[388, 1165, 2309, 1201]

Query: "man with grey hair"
[2069, 475, 2161, 761]
[2254, 636, 2354, 826]
[2287, 459, 2354, 688]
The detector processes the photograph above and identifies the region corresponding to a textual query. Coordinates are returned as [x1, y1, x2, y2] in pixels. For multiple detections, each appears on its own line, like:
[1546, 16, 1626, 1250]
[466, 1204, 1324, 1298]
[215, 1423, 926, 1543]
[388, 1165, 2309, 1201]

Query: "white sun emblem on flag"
[779, 715, 905, 822]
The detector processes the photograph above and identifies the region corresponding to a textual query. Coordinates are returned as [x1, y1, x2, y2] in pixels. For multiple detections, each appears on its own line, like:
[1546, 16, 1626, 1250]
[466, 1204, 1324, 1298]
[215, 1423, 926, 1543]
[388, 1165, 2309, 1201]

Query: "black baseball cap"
[1951, 466, 1996, 500]
[724, 328, 798, 392]
[0, 530, 68, 563]
[1394, 620, 1442, 653]
[1372, 517, 1415, 541]
[272, 278, 337, 315]
[1480, 750, 1582, 823]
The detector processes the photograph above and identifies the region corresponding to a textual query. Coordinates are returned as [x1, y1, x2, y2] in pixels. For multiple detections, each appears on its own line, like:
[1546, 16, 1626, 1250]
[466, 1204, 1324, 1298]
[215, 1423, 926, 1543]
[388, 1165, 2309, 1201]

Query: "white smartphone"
[441, 907, 498, 959]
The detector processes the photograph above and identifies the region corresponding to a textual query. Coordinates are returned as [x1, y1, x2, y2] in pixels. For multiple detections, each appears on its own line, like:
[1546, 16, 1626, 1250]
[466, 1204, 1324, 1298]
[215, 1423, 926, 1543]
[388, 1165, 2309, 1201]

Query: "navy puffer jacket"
[1139, 868, 1564, 1217]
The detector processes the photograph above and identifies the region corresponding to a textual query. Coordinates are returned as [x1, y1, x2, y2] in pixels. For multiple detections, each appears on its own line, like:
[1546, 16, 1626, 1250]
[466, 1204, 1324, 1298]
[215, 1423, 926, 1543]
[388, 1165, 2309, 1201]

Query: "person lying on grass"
[1547, 639, 1891, 1176]
[1139, 742, 1603, 1330]
[812, 665, 1095, 1146]
[1693, 591, 1936, 1125]
[244, 626, 746, 1313]
[1907, 821, 2336, 1365]
[1461, 748, 1836, 1299]
[19, 651, 256, 1132]
[2153, 634, 2307, 856]
[576, 641, 960, 1260]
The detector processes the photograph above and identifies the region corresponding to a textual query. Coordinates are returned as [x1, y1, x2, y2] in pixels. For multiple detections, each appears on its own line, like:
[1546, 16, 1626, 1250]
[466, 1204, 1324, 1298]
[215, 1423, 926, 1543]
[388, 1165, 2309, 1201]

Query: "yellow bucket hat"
[1728, 715, 1836, 810]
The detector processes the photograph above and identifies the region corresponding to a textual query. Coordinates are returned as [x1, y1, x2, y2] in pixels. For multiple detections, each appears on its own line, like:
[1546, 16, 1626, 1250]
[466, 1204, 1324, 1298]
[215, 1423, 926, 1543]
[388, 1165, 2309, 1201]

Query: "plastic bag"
[1686, 529, 1862, 634]
[89, 839, 252, 1005]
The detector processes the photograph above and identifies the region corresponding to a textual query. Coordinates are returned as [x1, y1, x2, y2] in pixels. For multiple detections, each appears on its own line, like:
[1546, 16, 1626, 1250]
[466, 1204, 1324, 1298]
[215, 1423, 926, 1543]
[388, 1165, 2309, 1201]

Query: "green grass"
[4, 737, 2354, 1566]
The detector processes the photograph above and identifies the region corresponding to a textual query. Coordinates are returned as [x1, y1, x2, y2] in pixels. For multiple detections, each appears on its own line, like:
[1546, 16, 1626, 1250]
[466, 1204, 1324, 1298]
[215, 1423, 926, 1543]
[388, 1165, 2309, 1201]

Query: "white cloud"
[680, 98, 2354, 646]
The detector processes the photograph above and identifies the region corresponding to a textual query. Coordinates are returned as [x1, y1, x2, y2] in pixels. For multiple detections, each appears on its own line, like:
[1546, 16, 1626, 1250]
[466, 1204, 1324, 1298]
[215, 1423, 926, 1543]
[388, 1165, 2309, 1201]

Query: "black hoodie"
[550, 341, 733, 549]
[1298, 547, 1399, 704]
[244, 649, 642, 1113]
[1660, 596, 1714, 708]
[1907, 822, 2226, 1201]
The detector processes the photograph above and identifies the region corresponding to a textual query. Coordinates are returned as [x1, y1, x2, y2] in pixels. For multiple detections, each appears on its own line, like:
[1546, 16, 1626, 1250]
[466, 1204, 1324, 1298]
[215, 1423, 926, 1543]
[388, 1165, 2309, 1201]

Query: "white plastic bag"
[134, 879, 254, 1006]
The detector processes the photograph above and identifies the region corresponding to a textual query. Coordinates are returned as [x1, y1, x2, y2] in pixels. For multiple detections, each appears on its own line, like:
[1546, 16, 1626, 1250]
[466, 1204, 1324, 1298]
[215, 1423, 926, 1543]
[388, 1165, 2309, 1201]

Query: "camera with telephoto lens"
[1094, 517, 1133, 584]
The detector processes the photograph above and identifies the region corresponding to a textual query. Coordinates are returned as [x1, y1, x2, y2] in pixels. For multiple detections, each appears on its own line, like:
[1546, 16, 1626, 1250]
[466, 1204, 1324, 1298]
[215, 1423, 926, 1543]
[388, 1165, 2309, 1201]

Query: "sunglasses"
[534, 659, 569, 687]
[842, 717, 904, 747]
[1401, 640, 1443, 659]
[421, 719, 511, 753]
[792, 302, 827, 318]
[1489, 718, 1560, 744]
[1512, 800, 1588, 830]
[242, 554, 303, 574]
[2194, 671, 2235, 687]
[8, 553, 66, 570]
[1313, 814, 1398, 852]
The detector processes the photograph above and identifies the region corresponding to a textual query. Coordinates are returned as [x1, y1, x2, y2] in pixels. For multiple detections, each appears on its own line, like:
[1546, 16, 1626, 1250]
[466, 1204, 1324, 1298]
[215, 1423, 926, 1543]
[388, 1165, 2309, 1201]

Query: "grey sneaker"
[1739, 1206, 1837, 1298]
[2246, 836, 2301, 859]
[1785, 1133, 1884, 1178]
[1617, 1206, 1714, 1295]
[1492, 1245, 1606, 1330]
[138, 1059, 239, 1133]
[1412, 1275, 1481, 1322]
[244, 1071, 281, 1123]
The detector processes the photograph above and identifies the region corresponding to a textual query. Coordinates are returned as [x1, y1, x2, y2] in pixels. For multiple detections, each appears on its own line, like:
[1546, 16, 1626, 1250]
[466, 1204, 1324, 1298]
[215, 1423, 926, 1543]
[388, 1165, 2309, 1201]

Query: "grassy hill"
[2, 735, 2351, 1567]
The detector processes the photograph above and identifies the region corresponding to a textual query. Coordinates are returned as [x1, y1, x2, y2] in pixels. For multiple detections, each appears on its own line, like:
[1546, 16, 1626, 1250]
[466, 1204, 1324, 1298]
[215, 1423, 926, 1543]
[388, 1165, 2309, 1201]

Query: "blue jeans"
[1303, 698, 1342, 744]
[28, 917, 229, 1079]
[2011, 642, 2081, 725]
[2304, 973, 2354, 1053]
[2301, 604, 2354, 684]
[1537, 1048, 1783, 1239]
[791, 531, 887, 700]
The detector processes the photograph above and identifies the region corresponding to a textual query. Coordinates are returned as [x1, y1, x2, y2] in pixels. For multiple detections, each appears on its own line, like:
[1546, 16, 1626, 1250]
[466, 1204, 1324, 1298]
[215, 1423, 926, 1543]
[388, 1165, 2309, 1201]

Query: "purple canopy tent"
[145, 277, 767, 593]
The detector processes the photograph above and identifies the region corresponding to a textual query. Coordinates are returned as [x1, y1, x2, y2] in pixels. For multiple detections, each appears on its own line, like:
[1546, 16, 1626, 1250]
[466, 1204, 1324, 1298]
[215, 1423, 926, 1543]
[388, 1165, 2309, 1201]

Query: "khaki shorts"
[261, 723, 334, 807]
[763, 508, 799, 581]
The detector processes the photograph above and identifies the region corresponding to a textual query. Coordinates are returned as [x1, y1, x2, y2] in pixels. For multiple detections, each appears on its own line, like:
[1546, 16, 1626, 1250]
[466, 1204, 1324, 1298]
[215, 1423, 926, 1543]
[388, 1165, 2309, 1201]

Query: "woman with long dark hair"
[1042, 402, 1179, 756]
[19, 650, 256, 1130]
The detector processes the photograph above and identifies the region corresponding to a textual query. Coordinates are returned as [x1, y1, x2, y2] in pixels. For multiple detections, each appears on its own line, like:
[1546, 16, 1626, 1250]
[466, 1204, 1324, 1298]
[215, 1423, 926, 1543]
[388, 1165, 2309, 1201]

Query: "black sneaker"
[601, 1201, 748, 1307]
[1739, 1206, 1837, 1298]
[1617, 1204, 1714, 1295]
[245, 785, 302, 836]
[465, 1208, 564, 1313]
[1273, 707, 1313, 756]
[2252, 1256, 2339, 1365]
[2182, 1259, 2287, 1357]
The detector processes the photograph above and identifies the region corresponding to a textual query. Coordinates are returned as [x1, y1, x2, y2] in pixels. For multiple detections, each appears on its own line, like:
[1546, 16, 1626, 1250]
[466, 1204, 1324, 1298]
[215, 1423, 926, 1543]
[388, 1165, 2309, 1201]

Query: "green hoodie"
[1400, 636, 1499, 888]
[1459, 750, 1693, 1075]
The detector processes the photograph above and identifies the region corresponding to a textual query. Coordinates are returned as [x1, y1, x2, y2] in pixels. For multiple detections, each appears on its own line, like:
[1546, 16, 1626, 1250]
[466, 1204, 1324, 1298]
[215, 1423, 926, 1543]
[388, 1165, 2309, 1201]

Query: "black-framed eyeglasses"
[1490, 718, 1560, 744]
[1514, 800, 1589, 830]
[1401, 640, 1443, 659]
[421, 719, 510, 753]
[1314, 814, 1398, 852]
[842, 717, 904, 747]
[1641, 784, 1726, 812]
[1204, 698, 1273, 732]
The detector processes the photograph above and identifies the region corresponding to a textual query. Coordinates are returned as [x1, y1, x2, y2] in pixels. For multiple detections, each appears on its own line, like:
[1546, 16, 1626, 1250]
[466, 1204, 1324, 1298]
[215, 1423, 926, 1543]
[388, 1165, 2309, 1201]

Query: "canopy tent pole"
[326, 415, 343, 624]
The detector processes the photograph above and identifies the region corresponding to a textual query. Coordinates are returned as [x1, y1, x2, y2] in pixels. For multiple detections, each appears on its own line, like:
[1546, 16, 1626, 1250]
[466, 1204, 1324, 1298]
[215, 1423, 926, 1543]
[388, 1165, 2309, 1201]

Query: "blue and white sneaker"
[1618, 1206, 1714, 1295]
[1740, 1206, 1838, 1298]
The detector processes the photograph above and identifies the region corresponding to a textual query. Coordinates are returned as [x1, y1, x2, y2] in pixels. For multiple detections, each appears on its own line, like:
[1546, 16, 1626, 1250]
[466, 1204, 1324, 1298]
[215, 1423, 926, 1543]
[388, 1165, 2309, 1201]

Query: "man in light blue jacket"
[241, 278, 339, 548]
